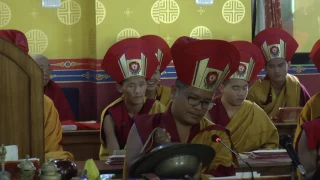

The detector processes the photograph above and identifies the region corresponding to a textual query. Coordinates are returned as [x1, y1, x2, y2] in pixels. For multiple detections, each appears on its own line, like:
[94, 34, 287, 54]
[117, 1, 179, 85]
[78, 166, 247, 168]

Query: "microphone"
[212, 135, 254, 180]
[280, 135, 307, 177]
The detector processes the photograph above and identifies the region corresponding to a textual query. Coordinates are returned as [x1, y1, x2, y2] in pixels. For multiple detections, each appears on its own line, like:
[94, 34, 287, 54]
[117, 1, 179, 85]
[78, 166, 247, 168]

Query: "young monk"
[247, 28, 310, 119]
[99, 38, 167, 160]
[30, 54, 75, 121]
[141, 35, 173, 107]
[0, 29, 74, 161]
[124, 37, 241, 179]
[298, 118, 320, 179]
[294, 39, 320, 147]
[207, 41, 279, 153]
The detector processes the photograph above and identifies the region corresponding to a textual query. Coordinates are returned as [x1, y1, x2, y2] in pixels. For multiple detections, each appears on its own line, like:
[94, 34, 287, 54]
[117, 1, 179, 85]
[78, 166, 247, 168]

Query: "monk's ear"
[287, 61, 291, 68]
[116, 84, 123, 93]
[170, 85, 178, 100]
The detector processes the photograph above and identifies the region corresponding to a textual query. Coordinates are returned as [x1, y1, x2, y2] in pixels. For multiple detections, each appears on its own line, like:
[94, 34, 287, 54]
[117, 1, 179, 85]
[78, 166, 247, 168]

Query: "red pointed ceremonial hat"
[0, 29, 29, 53]
[309, 39, 320, 72]
[171, 37, 240, 92]
[171, 36, 198, 53]
[253, 28, 298, 64]
[170, 36, 198, 65]
[141, 35, 172, 73]
[230, 41, 264, 83]
[102, 38, 159, 84]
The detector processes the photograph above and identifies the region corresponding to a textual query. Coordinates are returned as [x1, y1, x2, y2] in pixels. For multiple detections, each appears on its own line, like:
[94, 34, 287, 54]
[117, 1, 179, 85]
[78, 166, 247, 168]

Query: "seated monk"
[0, 29, 73, 161]
[124, 37, 241, 179]
[207, 41, 279, 153]
[99, 38, 167, 159]
[294, 40, 320, 147]
[247, 28, 310, 119]
[30, 54, 75, 121]
[298, 118, 320, 179]
[44, 95, 74, 161]
[141, 35, 173, 107]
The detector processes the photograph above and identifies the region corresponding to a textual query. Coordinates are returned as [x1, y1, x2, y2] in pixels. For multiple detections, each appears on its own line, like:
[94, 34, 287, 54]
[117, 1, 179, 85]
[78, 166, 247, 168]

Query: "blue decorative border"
[51, 65, 319, 83]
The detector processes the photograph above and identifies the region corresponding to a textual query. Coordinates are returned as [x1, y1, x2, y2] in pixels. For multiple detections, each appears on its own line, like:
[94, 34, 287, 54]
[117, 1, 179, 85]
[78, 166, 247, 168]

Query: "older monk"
[30, 54, 75, 121]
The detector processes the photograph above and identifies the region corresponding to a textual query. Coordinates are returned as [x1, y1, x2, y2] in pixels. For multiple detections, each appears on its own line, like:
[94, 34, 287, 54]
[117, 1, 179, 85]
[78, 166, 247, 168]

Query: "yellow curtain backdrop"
[0, 0, 251, 60]
[96, 0, 251, 59]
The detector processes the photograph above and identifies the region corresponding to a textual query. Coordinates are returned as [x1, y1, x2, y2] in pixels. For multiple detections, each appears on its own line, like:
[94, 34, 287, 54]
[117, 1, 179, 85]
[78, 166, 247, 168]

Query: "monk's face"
[171, 85, 214, 125]
[265, 58, 289, 83]
[118, 76, 147, 105]
[220, 79, 248, 106]
[146, 68, 161, 92]
[31, 54, 51, 86]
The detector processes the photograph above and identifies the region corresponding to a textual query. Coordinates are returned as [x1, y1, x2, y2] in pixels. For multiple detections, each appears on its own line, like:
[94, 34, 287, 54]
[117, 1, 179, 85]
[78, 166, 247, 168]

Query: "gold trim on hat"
[261, 40, 286, 61]
[156, 49, 163, 65]
[191, 58, 230, 92]
[118, 53, 147, 79]
[230, 57, 255, 81]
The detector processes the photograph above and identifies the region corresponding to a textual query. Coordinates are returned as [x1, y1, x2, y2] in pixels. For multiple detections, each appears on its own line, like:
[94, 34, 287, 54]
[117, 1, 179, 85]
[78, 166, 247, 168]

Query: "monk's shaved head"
[30, 54, 51, 86]
[30, 54, 49, 65]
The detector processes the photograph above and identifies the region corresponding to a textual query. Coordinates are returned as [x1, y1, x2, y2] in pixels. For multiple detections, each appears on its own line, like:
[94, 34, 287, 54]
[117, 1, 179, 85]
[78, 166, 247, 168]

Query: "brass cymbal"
[130, 143, 215, 179]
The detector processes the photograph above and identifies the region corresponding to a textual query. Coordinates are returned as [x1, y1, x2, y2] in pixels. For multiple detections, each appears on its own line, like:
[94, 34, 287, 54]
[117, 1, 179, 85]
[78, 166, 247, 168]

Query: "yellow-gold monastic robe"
[209, 97, 279, 152]
[294, 93, 320, 148]
[44, 95, 74, 161]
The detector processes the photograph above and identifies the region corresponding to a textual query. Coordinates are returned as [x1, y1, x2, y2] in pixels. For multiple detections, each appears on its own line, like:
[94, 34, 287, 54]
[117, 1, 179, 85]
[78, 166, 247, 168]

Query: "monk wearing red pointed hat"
[99, 38, 167, 160]
[124, 37, 240, 179]
[293, 39, 320, 148]
[247, 28, 311, 119]
[141, 35, 173, 107]
[207, 41, 279, 153]
[0, 30, 74, 161]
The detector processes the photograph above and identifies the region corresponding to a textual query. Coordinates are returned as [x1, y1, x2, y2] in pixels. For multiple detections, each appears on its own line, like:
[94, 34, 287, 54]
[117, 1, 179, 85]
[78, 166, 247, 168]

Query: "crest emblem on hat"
[270, 46, 280, 57]
[237, 63, 247, 76]
[204, 72, 219, 89]
[129, 61, 141, 75]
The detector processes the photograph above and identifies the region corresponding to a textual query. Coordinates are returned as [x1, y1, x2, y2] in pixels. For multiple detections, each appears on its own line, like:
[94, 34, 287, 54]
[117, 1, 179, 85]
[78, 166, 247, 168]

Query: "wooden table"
[74, 160, 123, 178]
[274, 123, 297, 139]
[74, 157, 292, 178]
[60, 123, 297, 161]
[74, 160, 123, 174]
[213, 175, 291, 180]
[237, 157, 292, 176]
[62, 130, 100, 161]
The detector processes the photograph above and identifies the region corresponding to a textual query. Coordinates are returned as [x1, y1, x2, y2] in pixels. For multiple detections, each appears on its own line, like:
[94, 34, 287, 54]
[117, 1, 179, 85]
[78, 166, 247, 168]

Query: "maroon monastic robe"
[133, 107, 236, 177]
[103, 99, 156, 149]
[45, 80, 75, 121]
[302, 118, 320, 151]
[261, 75, 311, 107]
[209, 95, 230, 127]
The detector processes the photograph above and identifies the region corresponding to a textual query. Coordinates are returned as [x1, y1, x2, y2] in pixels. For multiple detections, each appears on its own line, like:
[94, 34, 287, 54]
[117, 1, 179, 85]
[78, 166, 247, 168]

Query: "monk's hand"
[184, 163, 202, 180]
[154, 128, 171, 146]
